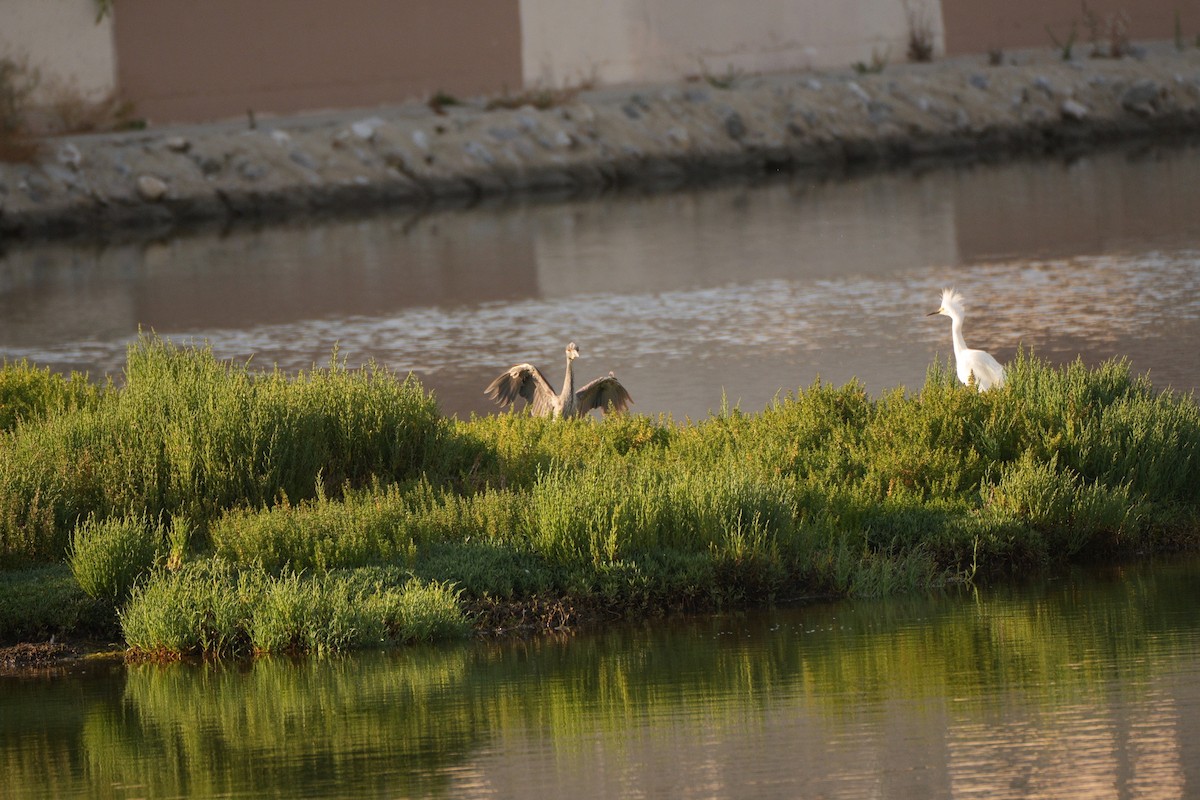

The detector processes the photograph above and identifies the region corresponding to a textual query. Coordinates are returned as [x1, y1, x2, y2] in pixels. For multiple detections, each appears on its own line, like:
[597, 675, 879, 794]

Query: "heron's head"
[927, 287, 965, 319]
[566, 342, 580, 361]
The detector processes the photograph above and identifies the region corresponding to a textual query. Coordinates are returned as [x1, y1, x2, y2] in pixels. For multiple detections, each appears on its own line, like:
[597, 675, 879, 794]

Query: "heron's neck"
[949, 313, 968, 355]
[561, 358, 576, 403]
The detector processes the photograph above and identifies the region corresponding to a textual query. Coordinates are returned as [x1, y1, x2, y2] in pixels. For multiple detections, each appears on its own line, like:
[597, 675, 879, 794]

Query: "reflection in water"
[3, 559, 1200, 798]
[1, 143, 1199, 420]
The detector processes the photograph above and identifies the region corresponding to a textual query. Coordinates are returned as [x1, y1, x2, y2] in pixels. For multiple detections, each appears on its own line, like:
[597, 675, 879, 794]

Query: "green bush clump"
[68, 514, 163, 604]
[0, 335, 444, 565]
[210, 479, 531, 573]
[0, 359, 104, 433]
[119, 560, 468, 657]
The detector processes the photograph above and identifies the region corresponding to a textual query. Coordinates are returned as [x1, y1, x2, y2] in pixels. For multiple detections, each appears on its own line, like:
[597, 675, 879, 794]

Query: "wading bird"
[927, 287, 1006, 390]
[485, 341, 633, 418]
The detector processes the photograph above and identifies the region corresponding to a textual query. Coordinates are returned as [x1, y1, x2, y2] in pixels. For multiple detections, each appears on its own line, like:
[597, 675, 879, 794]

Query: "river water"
[4, 557, 1200, 798]
[3, 143, 1200, 797]
[1, 141, 1199, 420]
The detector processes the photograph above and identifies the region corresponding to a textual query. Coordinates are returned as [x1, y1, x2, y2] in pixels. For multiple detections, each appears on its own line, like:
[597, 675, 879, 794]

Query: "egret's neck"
[949, 313, 968, 355]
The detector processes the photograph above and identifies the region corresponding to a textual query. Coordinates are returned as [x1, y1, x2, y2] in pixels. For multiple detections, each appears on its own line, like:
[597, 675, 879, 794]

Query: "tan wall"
[942, 0, 1200, 55]
[0, 0, 116, 102]
[519, 0, 945, 87]
[110, 0, 523, 124]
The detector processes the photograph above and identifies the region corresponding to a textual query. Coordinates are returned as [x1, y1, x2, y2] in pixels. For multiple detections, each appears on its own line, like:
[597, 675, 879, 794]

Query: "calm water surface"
[1, 142, 1199, 419]
[4, 558, 1200, 798]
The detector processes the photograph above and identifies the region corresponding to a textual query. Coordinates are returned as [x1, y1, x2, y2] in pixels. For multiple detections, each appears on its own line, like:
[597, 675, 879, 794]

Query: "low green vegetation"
[1, 335, 1198, 658]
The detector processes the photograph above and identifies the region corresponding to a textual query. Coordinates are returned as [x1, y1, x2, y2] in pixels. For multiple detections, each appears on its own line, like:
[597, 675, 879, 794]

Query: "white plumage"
[927, 288, 1005, 390]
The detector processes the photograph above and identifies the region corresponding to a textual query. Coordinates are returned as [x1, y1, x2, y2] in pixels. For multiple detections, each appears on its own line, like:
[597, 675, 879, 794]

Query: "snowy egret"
[926, 288, 1005, 390]
[485, 341, 633, 418]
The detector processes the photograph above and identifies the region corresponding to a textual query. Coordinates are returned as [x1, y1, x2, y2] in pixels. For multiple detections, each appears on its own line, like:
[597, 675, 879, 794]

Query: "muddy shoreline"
[2, 45, 1199, 241]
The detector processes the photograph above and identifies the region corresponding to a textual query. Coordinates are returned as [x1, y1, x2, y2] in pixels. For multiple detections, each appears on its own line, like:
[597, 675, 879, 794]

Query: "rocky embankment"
[2, 46, 1199, 239]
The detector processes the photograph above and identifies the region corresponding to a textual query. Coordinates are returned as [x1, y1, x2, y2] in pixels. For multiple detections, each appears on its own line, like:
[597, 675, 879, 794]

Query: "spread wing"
[484, 364, 558, 415]
[575, 372, 633, 416]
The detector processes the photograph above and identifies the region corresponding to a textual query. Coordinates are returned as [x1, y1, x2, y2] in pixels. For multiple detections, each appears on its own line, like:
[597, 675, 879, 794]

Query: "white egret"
[485, 341, 633, 418]
[927, 288, 1005, 390]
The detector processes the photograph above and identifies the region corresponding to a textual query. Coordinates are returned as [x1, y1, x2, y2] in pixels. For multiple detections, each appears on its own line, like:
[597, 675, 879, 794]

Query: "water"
[4, 558, 1200, 798]
[2, 142, 1199, 421]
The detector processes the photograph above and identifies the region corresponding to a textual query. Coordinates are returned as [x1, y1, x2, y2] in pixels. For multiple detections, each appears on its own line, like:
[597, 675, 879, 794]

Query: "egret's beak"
[926, 308, 941, 317]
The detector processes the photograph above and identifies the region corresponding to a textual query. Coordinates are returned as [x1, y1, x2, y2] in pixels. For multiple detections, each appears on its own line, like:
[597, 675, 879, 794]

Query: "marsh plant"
[68, 514, 162, 605]
[2, 337, 1199, 656]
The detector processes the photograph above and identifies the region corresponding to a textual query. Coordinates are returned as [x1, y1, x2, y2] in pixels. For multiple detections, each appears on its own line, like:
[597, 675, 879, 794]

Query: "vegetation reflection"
[3, 560, 1197, 798]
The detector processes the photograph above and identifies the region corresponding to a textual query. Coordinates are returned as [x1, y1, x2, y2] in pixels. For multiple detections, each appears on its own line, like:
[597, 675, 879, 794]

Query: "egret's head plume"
[932, 287, 964, 318]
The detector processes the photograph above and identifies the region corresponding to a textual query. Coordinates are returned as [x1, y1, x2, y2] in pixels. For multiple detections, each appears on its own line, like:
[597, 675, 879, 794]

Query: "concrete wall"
[0, 0, 116, 102]
[8, 0, 1199, 127]
[519, 0, 945, 87]
[942, 0, 1200, 55]
[109, 0, 523, 124]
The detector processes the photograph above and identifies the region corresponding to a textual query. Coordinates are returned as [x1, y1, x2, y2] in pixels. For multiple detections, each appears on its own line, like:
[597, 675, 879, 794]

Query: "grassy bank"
[1, 336, 1197, 657]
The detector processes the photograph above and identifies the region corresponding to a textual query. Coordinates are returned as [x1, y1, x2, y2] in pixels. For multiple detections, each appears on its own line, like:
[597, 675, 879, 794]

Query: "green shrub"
[0, 335, 445, 564]
[68, 514, 163, 604]
[119, 558, 258, 656]
[120, 560, 468, 657]
[0, 360, 103, 432]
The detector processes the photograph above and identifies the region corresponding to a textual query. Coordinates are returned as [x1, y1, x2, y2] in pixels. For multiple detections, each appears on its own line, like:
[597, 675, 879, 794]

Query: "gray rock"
[411, 130, 430, 150]
[190, 152, 223, 175]
[136, 174, 168, 201]
[867, 101, 893, 124]
[165, 136, 191, 152]
[628, 93, 651, 111]
[1061, 99, 1089, 121]
[805, 78, 823, 91]
[723, 110, 747, 140]
[289, 151, 319, 170]
[44, 164, 79, 187]
[683, 88, 710, 103]
[1033, 75, 1055, 97]
[553, 129, 576, 149]
[666, 126, 690, 146]
[237, 161, 269, 181]
[488, 127, 521, 141]
[968, 73, 990, 91]
[1122, 79, 1162, 115]
[269, 129, 292, 145]
[57, 143, 83, 170]
[20, 174, 50, 202]
[847, 81, 871, 103]
[351, 117, 385, 141]
[463, 140, 494, 165]
[622, 104, 643, 120]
